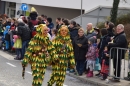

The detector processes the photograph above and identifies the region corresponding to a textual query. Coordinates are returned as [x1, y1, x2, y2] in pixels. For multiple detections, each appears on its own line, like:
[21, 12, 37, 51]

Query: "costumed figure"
[22, 24, 58, 86]
[48, 25, 75, 86]
[29, 7, 38, 37]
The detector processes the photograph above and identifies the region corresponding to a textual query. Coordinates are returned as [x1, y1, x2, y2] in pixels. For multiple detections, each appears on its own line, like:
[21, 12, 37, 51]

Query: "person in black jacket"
[69, 21, 79, 41]
[56, 17, 62, 30]
[108, 24, 127, 81]
[95, 29, 110, 76]
[73, 28, 88, 75]
[13, 20, 31, 60]
[107, 22, 115, 38]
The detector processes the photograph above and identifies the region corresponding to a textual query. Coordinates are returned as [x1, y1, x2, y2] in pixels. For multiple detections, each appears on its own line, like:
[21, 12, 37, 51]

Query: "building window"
[9, 2, 16, 8]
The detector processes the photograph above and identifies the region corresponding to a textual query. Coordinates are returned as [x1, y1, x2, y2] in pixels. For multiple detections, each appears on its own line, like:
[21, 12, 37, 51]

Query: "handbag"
[94, 58, 101, 71]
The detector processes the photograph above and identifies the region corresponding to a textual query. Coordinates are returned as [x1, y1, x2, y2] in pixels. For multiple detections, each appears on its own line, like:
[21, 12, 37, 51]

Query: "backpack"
[31, 25, 37, 38]
[5, 33, 10, 41]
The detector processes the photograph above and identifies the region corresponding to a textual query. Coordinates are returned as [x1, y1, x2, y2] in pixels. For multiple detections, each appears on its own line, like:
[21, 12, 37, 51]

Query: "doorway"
[6, 2, 16, 18]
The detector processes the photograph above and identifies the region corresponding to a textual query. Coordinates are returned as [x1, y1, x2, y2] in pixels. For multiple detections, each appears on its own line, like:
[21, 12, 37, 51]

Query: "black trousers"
[113, 58, 121, 78]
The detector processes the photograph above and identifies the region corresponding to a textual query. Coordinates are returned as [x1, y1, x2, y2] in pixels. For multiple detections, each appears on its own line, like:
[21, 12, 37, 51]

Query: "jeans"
[76, 60, 85, 75]
[21, 40, 30, 59]
[16, 49, 22, 58]
[5, 41, 9, 50]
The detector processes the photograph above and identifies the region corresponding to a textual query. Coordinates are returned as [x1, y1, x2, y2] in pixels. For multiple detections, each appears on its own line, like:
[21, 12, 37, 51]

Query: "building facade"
[0, 0, 130, 25]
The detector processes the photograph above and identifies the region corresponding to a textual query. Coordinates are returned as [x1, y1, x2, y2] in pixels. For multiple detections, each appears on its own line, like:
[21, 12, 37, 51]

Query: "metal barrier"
[109, 47, 130, 81]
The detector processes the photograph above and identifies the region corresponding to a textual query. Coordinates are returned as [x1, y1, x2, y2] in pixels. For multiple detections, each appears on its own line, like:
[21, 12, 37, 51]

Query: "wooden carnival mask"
[60, 26, 69, 37]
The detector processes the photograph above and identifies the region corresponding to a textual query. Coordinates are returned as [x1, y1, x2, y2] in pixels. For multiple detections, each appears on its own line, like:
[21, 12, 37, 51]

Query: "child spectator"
[86, 37, 97, 77]
[13, 35, 22, 60]
[100, 46, 109, 80]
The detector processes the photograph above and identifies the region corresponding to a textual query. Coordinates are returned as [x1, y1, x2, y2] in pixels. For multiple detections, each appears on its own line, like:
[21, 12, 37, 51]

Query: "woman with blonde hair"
[73, 28, 88, 76]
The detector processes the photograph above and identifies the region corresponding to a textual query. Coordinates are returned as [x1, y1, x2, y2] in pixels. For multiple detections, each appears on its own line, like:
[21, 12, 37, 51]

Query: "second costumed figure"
[48, 25, 75, 86]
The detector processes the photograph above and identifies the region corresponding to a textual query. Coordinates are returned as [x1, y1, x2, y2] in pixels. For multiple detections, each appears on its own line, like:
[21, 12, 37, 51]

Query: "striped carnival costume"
[22, 24, 58, 86]
[48, 25, 75, 86]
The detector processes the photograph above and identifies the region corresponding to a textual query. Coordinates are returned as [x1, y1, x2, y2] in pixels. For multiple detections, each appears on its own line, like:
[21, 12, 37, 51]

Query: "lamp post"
[81, 0, 83, 27]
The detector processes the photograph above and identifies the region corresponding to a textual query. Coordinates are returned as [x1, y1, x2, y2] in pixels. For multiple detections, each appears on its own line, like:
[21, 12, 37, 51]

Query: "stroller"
[0, 35, 6, 51]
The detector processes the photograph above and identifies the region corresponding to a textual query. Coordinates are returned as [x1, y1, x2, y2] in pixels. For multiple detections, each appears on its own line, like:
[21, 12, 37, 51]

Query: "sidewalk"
[47, 66, 130, 86]
[1, 50, 130, 86]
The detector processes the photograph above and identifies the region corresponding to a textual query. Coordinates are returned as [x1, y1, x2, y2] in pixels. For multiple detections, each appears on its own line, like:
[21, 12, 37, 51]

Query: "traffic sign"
[21, 4, 28, 11]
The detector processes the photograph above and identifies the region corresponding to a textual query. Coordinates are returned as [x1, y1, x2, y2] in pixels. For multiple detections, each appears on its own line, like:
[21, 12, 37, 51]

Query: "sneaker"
[87, 71, 93, 77]
[69, 69, 75, 73]
[67, 68, 70, 71]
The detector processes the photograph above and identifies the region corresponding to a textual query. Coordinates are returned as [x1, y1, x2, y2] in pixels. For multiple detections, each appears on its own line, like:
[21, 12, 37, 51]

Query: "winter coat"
[56, 24, 62, 30]
[13, 22, 31, 42]
[47, 23, 54, 35]
[85, 29, 97, 39]
[98, 35, 110, 59]
[69, 27, 79, 41]
[73, 35, 88, 60]
[107, 28, 115, 41]
[86, 44, 96, 61]
[108, 31, 127, 59]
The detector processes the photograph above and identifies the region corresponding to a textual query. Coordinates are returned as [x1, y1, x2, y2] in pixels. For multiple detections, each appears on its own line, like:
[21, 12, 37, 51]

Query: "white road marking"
[26, 71, 32, 74]
[0, 50, 14, 60]
[6, 62, 16, 67]
[63, 84, 68, 86]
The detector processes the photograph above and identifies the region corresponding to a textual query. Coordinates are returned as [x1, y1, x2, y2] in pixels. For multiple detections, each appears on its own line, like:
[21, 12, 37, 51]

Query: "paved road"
[0, 51, 94, 86]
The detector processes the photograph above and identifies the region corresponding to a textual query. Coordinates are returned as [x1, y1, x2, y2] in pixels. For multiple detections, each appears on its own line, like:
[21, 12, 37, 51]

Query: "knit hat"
[88, 37, 96, 44]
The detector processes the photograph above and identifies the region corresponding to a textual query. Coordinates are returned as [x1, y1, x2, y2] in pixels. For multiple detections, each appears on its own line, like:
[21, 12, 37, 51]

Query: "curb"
[47, 66, 109, 86]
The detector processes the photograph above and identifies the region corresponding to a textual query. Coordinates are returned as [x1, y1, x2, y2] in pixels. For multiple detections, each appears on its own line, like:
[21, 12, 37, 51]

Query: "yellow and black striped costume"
[22, 24, 58, 86]
[48, 25, 75, 86]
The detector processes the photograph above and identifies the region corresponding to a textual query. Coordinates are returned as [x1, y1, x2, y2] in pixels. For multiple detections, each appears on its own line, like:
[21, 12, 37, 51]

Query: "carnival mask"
[42, 26, 48, 36]
[60, 26, 69, 37]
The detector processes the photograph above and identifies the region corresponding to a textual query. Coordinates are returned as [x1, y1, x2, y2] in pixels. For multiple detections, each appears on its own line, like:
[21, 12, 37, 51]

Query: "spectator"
[94, 27, 100, 39]
[51, 28, 57, 41]
[43, 15, 47, 24]
[37, 16, 43, 25]
[56, 17, 62, 30]
[100, 46, 109, 80]
[62, 19, 69, 26]
[107, 22, 115, 38]
[108, 24, 127, 81]
[104, 21, 109, 29]
[86, 37, 97, 77]
[73, 28, 88, 76]
[69, 21, 79, 41]
[85, 23, 97, 39]
[8, 18, 16, 52]
[3, 18, 11, 27]
[41, 14, 45, 24]
[46, 17, 54, 35]
[96, 28, 109, 76]
[4, 26, 10, 51]
[13, 35, 22, 60]
[13, 19, 31, 60]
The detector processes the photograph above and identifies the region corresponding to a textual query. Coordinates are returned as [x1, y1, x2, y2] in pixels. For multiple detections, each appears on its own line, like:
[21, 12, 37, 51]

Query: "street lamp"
[81, 0, 83, 27]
